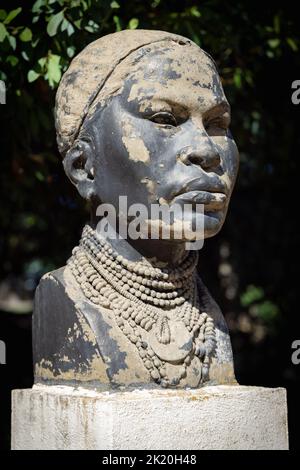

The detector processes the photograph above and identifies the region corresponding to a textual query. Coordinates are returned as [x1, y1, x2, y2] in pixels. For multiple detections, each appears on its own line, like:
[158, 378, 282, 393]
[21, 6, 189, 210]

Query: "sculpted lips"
[170, 178, 227, 211]
[172, 191, 226, 211]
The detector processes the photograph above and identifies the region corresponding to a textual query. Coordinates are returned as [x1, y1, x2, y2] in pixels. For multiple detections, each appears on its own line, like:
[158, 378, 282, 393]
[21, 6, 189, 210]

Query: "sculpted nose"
[178, 140, 221, 171]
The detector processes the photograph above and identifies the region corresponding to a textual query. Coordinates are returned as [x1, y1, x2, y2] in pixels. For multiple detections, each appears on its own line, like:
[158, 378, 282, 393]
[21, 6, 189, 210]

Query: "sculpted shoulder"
[33, 265, 151, 389]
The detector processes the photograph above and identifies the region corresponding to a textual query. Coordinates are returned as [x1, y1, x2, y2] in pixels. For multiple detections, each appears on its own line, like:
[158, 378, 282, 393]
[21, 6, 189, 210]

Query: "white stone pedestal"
[11, 384, 288, 450]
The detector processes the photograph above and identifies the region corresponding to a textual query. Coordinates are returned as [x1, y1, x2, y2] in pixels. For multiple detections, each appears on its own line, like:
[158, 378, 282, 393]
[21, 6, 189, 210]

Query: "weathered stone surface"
[33, 265, 236, 389]
[11, 385, 289, 450]
[34, 28, 240, 388]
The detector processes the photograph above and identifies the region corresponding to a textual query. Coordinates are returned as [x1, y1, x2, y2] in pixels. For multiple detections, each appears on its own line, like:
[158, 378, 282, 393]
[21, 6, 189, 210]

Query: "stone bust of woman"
[33, 29, 239, 390]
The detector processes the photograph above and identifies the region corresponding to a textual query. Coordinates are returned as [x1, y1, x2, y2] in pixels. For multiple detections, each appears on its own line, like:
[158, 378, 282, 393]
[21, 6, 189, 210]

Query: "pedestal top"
[12, 384, 289, 450]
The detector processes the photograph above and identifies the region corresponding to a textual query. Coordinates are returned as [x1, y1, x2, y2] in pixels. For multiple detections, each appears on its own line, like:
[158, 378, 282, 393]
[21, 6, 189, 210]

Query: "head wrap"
[55, 29, 200, 157]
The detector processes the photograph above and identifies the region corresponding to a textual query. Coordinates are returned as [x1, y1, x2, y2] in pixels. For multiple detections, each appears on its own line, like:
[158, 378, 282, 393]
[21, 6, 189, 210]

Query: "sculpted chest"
[33, 265, 236, 389]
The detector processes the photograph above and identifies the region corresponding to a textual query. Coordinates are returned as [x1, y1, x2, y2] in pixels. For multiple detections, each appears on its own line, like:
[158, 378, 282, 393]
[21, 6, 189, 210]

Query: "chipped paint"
[122, 136, 150, 163]
[34, 29, 240, 390]
[121, 118, 150, 163]
[35, 352, 109, 383]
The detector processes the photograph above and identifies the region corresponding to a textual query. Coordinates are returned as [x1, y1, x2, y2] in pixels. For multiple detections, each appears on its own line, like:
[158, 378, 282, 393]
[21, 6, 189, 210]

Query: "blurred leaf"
[46, 53, 61, 87]
[21, 51, 30, 61]
[0, 22, 7, 42]
[8, 35, 16, 50]
[32, 0, 44, 14]
[47, 11, 64, 37]
[4, 7, 22, 25]
[241, 285, 264, 307]
[190, 6, 201, 17]
[67, 22, 75, 36]
[0, 10, 6, 21]
[113, 15, 121, 31]
[6, 55, 18, 66]
[20, 27, 33, 42]
[268, 38, 280, 49]
[273, 14, 280, 34]
[61, 18, 69, 32]
[128, 18, 139, 29]
[233, 68, 242, 89]
[35, 171, 44, 181]
[85, 20, 99, 33]
[38, 57, 47, 68]
[27, 69, 40, 82]
[67, 46, 75, 58]
[286, 37, 298, 51]
[32, 37, 40, 48]
[251, 301, 280, 322]
[73, 19, 82, 28]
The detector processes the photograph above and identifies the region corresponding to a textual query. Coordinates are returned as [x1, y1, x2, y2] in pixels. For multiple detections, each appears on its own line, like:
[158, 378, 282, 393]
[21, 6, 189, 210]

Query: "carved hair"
[55, 29, 216, 158]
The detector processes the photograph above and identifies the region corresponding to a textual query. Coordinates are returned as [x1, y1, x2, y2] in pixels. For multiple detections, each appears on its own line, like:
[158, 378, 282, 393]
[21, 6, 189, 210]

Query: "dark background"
[1, 0, 299, 450]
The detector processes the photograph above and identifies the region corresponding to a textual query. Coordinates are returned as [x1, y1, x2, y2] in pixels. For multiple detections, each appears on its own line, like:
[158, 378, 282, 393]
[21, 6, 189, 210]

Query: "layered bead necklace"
[67, 224, 216, 387]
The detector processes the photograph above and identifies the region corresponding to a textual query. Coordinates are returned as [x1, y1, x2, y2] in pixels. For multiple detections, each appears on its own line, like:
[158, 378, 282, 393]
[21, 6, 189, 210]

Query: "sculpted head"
[55, 30, 239, 244]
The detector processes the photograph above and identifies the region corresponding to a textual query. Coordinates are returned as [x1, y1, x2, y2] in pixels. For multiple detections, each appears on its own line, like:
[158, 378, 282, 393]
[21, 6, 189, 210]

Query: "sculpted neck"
[109, 236, 188, 267]
[90, 208, 191, 268]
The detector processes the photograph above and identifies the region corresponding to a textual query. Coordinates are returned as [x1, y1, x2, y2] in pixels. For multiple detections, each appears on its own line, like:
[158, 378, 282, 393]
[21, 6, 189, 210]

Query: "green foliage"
[19, 27, 33, 42]
[241, 285, 265, 307]
[0, 0, 297, 90]
[240, 285, 279, 324]
[250, 301, 279, 323]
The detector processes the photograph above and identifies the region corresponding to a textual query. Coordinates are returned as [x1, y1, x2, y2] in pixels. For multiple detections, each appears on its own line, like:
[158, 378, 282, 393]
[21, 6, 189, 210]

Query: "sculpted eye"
[149, 111, 177, 127]
[204, 113, 231, 135]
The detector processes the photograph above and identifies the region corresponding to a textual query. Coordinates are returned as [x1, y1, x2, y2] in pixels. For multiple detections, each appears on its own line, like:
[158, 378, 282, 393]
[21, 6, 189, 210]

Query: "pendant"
[156, 315, 171, 344]
[146, 319, 193, 362]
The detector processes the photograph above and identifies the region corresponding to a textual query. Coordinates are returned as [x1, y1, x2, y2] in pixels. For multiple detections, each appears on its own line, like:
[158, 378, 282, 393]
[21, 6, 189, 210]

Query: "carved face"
[80, 43, 239, 240]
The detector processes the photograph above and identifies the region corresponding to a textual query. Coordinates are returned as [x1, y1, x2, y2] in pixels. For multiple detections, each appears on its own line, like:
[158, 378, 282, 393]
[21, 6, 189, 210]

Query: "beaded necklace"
[67, 225, 216, 387]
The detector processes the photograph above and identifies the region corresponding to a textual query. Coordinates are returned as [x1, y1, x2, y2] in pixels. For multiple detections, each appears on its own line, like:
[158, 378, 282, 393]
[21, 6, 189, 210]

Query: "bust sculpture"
[33, 29, 239, 390]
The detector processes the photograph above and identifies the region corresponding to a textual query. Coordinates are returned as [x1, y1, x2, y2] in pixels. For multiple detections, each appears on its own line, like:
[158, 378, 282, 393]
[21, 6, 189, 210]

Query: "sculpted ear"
[63, 140, 95, 200]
